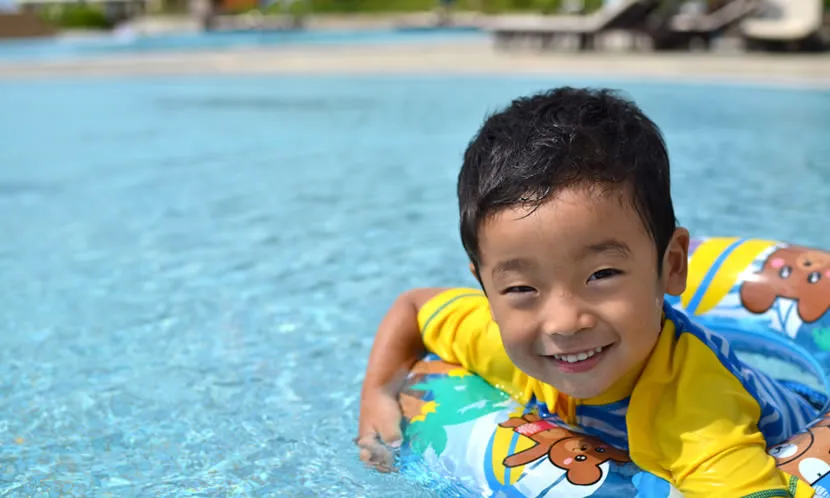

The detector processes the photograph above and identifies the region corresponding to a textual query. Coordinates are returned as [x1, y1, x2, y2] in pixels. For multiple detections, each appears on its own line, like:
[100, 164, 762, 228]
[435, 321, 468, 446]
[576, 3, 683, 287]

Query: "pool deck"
[1, 36, 829, 88]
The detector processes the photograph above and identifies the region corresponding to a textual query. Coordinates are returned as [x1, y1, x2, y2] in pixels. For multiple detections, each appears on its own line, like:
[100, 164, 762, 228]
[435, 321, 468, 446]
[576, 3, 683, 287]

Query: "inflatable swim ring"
[396, 237, 830, 497]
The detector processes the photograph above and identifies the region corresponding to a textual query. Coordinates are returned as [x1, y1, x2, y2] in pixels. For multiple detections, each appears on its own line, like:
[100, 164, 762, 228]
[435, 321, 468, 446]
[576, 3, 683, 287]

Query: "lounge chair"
[487, 0, 660, 51]
[740, 0, 826, 51]
[648, 0, 761, 50]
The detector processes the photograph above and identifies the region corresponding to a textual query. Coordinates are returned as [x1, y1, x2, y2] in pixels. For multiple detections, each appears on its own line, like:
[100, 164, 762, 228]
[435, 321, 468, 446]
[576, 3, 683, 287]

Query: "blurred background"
[1, 0, 829, 496]
[0, 0, 829, 51]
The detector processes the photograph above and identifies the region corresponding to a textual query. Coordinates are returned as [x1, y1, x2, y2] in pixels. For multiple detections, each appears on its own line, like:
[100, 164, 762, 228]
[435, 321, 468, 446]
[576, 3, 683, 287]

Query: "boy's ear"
[663, 227, 690, 297]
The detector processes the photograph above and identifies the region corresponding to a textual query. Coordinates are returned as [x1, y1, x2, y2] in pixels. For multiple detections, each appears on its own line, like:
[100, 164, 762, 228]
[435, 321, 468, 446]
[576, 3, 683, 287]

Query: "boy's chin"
[527, 369, 613, 399]
[530, 354, 618, 399]
[553, 380, 612, 400]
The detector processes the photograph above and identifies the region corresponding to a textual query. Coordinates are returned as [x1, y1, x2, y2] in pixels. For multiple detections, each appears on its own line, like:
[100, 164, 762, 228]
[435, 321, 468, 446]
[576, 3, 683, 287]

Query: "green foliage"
[39, 4, 112, 29]
[310, 0, 433, 12]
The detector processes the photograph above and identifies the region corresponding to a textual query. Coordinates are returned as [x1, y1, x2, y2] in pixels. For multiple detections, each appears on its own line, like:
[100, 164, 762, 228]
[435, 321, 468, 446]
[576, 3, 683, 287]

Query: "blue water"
[1, 75, 829, 496]
[0, 27, 484, 62]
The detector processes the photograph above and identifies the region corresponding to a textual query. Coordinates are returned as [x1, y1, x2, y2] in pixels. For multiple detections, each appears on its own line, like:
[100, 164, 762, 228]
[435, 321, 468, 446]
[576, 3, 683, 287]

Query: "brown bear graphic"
[769, 413, 830, 485]
[740, 245, 830, 323]
[499, 413, 630, 486]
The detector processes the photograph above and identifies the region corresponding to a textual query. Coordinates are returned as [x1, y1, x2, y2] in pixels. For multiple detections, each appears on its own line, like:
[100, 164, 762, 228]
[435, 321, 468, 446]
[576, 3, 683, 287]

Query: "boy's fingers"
[376, 462, 396, 473]
[359, 447, 373, 464]
[355, 433, 388, 459]
[358, 436, 398, 472]
[377, 409, 403, 447]
[356, 398, 404, 472]
[363, 458, 395, 473]
[378, 430, 402, 448]
[354, 431, 381, 450]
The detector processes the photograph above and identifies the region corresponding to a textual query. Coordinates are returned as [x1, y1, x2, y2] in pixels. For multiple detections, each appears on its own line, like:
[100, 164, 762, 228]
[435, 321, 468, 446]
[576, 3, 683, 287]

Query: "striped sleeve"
[628, 317, 815, 498]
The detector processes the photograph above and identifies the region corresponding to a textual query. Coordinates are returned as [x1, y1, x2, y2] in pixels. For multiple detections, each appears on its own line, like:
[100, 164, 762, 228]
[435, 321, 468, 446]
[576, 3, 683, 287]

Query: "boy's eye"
[588, 269, 622, 282]
[502, 285, 536, 295]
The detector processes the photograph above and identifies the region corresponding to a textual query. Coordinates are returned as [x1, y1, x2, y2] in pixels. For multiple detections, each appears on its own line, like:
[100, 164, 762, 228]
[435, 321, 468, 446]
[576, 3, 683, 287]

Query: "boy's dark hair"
[458, 87, 676, 275]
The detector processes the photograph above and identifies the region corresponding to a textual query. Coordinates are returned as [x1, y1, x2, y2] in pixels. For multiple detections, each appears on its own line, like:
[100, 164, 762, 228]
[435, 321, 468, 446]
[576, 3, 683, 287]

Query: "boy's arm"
[358, 287, 449, 465]
[360, 286, 507, 409]
[361, 288, 449, 399]
[629, 330, 815, 498]
[358, 287, 516, 471]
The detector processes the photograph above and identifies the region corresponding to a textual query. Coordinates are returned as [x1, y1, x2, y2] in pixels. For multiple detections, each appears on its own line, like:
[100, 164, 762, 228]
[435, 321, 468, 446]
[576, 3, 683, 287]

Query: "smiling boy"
[356, 87, 817, 497]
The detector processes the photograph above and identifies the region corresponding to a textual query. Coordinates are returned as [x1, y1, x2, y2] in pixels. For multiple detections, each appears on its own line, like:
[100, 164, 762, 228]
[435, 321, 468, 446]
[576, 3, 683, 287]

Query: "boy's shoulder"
[417, 287, 491, 332]
[659, 303, 812, 413]
[418, 287, 487, 316]
[641, 303, 817, 447]
[638, 303, 762, 404]
[660, 304, 748, 379]
[663, 304, 730, 356]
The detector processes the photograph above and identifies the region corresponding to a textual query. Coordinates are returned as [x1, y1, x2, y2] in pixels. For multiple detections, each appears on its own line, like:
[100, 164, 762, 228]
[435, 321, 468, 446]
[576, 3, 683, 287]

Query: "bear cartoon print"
[499, 413, 630, 486]
[740, 245, 830, 324]
[769, 414, 830, 495]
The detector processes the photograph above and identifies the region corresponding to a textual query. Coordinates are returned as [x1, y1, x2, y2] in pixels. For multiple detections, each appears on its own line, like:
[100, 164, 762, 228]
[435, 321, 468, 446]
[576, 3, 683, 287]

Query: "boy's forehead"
[477, 189, 650, 264]
[483, 186, 640, 233]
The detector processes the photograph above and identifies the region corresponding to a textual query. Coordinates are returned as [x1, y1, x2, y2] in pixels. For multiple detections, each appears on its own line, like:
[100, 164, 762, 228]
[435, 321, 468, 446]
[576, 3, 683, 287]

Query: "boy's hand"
[356, 389, 403, 472]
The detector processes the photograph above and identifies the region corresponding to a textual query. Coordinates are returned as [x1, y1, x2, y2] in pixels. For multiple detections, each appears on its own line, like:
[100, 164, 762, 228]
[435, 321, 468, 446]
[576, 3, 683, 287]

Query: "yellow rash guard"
[417, 288, 818, 498]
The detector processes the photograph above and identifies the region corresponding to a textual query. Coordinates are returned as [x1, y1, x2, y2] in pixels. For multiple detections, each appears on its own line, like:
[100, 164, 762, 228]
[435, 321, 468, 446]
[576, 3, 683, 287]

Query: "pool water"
[0, 27, 484, 62]
[1, 75, 829, 496]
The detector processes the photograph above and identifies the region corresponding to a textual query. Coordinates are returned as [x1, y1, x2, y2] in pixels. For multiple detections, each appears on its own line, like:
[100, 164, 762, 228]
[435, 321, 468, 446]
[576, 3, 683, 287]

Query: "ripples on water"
[0, 76, 828, 496]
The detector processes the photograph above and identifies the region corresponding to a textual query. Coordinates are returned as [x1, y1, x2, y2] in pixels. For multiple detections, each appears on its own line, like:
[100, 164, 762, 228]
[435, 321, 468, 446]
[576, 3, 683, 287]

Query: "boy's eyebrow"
[490, 240, 631, 279]
[491, 258, 535, 279]
[578, 239, 632, 260]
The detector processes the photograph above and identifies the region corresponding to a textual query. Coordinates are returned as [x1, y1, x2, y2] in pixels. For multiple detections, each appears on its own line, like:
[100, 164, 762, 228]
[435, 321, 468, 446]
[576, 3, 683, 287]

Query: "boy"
[356, 87, 817, 497]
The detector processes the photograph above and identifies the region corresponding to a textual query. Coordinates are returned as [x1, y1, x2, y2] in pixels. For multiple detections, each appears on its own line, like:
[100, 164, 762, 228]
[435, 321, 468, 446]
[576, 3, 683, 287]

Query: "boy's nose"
[540, 292, 595, 337]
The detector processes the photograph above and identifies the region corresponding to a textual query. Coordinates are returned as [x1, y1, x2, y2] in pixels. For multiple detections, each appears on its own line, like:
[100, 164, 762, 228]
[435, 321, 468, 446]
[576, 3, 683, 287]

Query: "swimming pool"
[0, 75, 829, 496]
[0, 27, 484, 62]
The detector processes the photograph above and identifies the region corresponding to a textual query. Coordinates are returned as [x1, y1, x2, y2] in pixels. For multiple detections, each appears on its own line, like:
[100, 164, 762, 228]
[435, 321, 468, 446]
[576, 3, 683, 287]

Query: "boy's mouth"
[550, 345, 609, 363]
[544, 343, 614, 373]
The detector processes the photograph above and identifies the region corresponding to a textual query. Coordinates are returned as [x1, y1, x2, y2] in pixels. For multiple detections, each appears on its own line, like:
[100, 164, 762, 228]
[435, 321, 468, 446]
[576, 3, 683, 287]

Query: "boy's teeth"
[552, 346, 605, 363]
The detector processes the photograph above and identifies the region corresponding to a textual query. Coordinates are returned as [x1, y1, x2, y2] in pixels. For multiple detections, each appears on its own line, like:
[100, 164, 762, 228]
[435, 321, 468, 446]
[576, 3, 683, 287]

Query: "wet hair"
[458, 87, 676, 275]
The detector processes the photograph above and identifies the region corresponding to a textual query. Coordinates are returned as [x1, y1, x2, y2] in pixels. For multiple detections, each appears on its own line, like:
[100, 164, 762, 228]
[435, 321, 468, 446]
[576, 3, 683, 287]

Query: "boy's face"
[475, 186, 689, 399]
